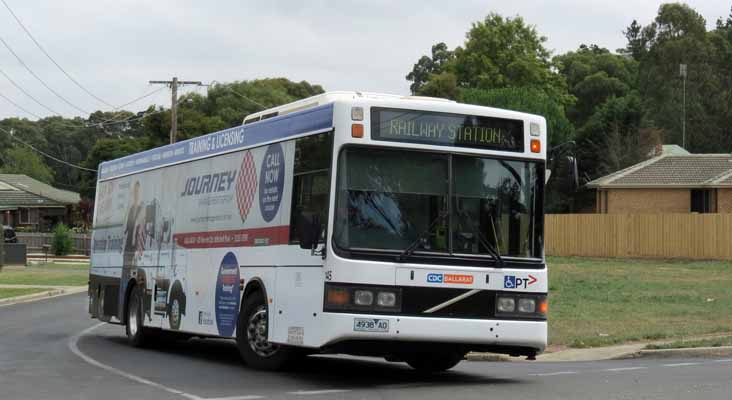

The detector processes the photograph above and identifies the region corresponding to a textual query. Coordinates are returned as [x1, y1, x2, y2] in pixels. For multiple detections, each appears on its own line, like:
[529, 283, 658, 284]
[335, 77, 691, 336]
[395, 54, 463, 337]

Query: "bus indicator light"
[326, 287, 350, 306]
[530, 139, 541, 153]
[351, 124, 364, 138]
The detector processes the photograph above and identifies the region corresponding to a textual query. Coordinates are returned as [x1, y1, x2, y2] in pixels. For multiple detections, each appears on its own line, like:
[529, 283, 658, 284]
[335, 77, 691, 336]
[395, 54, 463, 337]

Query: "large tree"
[0, 146, 55, 184]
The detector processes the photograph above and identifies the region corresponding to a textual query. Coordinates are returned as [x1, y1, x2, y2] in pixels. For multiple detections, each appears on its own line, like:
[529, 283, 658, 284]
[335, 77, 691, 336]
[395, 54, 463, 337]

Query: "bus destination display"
[371, 108, 524, 152]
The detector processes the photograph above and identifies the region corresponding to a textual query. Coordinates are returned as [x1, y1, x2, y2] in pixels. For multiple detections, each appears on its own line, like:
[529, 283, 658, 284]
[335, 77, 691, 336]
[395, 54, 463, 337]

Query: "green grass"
[645, 336, 732, 350]
[0, 263, 88, 286]
[548, 257, 732, 348]
[0, 287, 49, 299]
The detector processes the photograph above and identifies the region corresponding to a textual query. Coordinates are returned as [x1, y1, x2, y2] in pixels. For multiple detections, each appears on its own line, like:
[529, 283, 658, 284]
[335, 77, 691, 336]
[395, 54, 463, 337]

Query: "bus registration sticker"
[353, 318, 389, 333]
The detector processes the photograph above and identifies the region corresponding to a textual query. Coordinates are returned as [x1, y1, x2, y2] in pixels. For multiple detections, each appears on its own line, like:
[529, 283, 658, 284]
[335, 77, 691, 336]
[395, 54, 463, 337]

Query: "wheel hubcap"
[246, 305, 279, 358]
[171, 299, 180, 328]
[129, 295, 139, 336]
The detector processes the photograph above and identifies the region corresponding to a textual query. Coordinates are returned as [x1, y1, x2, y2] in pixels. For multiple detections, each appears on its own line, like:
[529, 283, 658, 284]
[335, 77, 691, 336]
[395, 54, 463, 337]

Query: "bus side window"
[289, 132, 334, 244]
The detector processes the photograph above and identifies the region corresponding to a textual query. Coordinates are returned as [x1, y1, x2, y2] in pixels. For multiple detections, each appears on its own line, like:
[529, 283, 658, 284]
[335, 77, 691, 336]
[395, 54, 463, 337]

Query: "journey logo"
[180, 170, 237, 197]
[235, 150, 258, 223]
[258, 143, 285, 222]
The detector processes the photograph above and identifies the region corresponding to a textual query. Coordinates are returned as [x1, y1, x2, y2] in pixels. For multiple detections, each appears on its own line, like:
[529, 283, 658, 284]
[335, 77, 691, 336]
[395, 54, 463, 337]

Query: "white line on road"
[712, 359, 732, 363]
[287, 389, 352, 395]
[528, 371, 578, 377]
[603, 366, 648, 372]
[68, 323, 264, 400]
[663, 362, 701, 367]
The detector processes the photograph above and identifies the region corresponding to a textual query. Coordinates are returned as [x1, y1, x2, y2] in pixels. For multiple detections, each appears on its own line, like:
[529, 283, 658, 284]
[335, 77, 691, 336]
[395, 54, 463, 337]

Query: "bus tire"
[126, 284, 150, 347]
[235, 291, 294, 370]
[168, 286, 184, 331]
[404, 352, 464, 373]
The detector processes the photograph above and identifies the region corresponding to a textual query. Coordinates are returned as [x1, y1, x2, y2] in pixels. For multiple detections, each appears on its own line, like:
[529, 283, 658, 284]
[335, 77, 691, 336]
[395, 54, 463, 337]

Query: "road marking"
[603, 366, 648, 372]
[68, 323, 264, 400]
[663, 362, 701, 367]
[287, 390, 351, 395]
[529, 371, 578, 377]
[712, 359, 732, 363]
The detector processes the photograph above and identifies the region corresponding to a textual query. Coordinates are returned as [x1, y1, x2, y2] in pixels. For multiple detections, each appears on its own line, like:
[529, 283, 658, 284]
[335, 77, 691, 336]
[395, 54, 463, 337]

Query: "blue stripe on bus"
[97, 103, 334, 181]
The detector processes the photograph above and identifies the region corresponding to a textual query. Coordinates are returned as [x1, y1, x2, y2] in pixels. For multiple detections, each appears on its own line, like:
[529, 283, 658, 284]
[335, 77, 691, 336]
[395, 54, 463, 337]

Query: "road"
[1, 293, 731, 400]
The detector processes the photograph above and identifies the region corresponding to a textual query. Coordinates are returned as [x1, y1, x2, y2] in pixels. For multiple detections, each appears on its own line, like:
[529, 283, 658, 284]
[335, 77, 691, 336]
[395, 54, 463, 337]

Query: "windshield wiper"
[396, 210, 448, 262]
[456, 209, 504, 268]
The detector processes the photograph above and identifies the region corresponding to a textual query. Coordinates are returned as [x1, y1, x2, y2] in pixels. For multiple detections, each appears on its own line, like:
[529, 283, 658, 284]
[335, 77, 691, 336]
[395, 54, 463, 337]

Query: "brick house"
[586, 148, 732, 214]
[0, 174, 80, 230]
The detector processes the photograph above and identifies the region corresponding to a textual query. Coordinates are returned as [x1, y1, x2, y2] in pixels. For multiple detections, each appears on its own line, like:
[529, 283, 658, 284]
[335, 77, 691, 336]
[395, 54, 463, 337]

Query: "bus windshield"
[333, 147, 543, 261]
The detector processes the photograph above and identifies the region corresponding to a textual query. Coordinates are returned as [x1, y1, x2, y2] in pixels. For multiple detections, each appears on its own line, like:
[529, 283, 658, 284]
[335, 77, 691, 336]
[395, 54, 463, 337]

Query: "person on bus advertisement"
[120, 180, 150, 321]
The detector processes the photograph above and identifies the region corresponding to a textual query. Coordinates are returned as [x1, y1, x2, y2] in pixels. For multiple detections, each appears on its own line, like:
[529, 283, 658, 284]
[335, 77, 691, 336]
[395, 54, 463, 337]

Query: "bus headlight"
[495, 294, 547, 319]
[518, 298, 536, 313]
[324, 283, 401, 313]
[354, 290, 374, 306]
[376, 291, 397, 307]
[496, 297, 516, 313]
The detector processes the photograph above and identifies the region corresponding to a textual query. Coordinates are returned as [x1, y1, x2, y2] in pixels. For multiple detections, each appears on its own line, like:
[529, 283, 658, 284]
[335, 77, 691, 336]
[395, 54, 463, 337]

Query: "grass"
[0, 287, 49, 299]
[548, 257, 732, 348]
[0, 262, 89, 286]
[645, 336, 732, 350]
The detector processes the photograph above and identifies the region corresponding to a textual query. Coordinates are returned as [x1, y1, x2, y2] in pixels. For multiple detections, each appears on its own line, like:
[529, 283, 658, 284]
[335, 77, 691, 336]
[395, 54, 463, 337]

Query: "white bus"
[89, 91, 548, 372]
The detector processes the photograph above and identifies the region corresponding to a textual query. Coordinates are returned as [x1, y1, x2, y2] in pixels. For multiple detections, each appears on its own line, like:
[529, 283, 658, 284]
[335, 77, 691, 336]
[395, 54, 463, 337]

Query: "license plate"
[353, 318, 389, 332]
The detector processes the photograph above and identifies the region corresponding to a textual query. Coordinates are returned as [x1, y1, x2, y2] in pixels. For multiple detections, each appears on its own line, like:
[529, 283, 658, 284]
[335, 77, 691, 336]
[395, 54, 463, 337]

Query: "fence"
[546, 214, 732, 260]
[16, 232, 91, 256]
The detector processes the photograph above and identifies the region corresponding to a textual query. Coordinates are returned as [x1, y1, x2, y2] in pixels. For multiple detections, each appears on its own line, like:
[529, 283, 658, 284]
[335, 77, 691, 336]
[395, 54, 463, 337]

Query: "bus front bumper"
[316, 313, 547, 356]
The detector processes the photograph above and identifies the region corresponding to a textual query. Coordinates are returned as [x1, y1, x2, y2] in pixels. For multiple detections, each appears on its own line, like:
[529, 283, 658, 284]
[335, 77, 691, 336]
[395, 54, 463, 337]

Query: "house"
[0, 174, 80, 230]
[586, 147, 732, 214]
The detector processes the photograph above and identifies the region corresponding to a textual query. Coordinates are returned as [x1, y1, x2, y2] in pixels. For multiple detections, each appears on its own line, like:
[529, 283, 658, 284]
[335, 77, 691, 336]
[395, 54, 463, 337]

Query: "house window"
[690, 189, 714, 213]
[19, 208, 30, 224]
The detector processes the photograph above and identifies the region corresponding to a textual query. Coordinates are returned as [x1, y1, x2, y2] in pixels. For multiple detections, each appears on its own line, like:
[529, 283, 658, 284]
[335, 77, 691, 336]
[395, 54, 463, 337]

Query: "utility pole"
[679, 64, 687, 149]
[149, 77, 202, 144]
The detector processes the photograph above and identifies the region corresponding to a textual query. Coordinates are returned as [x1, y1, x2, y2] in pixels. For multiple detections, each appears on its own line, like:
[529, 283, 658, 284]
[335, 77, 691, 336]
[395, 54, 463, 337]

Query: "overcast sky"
[0, 0, 729, 120]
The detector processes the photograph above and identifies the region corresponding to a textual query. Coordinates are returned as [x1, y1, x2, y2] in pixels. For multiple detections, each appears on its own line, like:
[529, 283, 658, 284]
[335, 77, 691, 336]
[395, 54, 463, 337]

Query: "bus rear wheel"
[126, 284, 151, 347]
[403, 352, 464, 373]
[236, 291, 296, 370]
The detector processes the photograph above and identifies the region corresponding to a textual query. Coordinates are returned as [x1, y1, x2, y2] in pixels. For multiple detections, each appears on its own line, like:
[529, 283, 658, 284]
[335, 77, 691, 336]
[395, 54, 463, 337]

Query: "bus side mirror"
[298, 213, 321, 250]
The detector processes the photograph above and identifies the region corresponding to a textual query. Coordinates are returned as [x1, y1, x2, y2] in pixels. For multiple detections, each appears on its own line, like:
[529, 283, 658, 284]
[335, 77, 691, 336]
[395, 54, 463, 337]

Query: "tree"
[406, 43, 455, 94]
[406, 13, 570, 102]
[554, 44, 638, 126]
[634, 3, 722, 152]
[0, 146, 54, 184]
[461, 87, 574, 146]
[79, 138, 146, 199]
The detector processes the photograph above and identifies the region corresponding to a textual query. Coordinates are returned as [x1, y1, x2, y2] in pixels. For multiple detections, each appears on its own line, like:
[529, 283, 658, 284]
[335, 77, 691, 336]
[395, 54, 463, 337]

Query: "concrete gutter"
[617, 346, 732, 359]
[0, 286, 87, 307]
[467, 339, 732, 362]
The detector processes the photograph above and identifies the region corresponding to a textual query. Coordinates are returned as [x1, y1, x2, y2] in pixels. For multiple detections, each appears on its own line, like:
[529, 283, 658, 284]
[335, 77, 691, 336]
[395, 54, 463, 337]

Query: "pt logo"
[503, 275, 538, 289]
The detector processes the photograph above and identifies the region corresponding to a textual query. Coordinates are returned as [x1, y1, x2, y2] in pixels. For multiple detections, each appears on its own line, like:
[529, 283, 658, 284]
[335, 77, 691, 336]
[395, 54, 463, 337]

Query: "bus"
[88, 91, 547, 372]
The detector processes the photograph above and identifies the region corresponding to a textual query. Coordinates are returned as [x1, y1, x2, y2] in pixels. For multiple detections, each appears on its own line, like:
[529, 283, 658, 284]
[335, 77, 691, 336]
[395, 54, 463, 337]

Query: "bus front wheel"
[403, 352, 465, 373]
[236, 291, 296, 370]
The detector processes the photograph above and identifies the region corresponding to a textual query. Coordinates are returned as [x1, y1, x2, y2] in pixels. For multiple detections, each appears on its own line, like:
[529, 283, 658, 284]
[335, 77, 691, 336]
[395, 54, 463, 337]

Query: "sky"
[0, 0, 729, 120]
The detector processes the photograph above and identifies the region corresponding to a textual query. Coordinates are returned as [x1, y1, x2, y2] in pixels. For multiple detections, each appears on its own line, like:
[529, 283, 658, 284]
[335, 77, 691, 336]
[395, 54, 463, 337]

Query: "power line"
[0, 89, 42, 119]
[0, 0, 114, 108]
[208, 80, 267, 109]
[0, 33, 90, 115]
[0, 125, 97, 172]
[0, 64, 62, 115]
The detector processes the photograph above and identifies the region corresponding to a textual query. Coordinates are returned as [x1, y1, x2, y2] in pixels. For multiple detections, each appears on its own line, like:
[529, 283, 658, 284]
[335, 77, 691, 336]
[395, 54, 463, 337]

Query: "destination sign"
[371, 108, 524, 152]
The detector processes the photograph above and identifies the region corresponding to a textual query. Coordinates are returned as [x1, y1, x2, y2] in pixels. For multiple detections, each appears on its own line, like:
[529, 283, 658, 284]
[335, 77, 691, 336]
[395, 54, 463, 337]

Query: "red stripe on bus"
[173, 226, 290, 249]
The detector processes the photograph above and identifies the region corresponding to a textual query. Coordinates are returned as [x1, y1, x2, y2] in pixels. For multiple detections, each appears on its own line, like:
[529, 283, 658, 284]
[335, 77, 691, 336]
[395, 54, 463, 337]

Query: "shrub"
[52, 224, 74, 256]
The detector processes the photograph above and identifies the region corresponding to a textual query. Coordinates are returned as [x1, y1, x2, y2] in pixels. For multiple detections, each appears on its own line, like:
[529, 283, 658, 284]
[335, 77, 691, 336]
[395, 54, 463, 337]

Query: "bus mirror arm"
[298, 213, 325, 258]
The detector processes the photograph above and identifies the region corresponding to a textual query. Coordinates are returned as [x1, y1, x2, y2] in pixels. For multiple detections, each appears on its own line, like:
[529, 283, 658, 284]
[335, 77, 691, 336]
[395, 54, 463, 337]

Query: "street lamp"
[680, 64, 687, 149]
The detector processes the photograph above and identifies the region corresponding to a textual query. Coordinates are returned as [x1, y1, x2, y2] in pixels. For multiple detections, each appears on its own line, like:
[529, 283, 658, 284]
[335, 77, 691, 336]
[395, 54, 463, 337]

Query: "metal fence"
[546, 213, 732, 260]
[16, 232, 91, 256]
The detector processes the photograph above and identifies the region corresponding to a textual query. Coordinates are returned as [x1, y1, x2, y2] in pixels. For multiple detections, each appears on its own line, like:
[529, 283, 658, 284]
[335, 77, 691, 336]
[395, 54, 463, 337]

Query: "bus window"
[289, 132, 334, 244]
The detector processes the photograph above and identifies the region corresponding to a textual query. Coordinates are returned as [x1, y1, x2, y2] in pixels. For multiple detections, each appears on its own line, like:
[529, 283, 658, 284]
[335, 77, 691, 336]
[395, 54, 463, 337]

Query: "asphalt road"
[1, 293, 731, 400]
